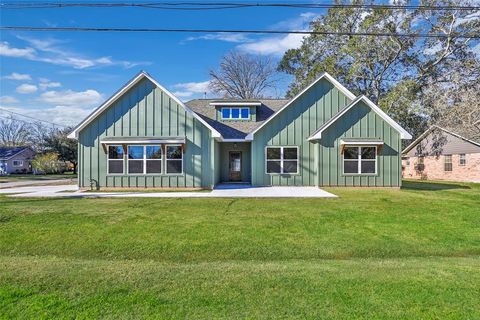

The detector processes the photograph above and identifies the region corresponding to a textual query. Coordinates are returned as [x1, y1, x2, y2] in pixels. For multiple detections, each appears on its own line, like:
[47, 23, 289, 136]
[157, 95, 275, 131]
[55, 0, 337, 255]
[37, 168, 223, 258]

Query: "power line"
[1, 2, 479, 11]
[2, 26, 479, 39]
[0, 108, 67, 127]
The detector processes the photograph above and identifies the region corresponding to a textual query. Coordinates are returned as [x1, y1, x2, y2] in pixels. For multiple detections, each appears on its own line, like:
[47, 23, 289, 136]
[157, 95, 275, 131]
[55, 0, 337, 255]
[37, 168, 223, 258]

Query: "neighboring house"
[402, 126, 480, 183]
[68, 71, 411, 189]
[0, 146, 36, 174]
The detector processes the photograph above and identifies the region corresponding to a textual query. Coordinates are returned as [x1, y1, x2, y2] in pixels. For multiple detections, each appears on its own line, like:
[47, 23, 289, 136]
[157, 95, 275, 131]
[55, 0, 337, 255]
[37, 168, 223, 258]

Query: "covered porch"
[217, 142, 251, 184]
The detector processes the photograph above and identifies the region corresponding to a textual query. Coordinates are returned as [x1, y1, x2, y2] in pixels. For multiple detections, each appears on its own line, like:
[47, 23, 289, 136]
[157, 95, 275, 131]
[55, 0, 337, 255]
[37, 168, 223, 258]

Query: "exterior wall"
[251, 78, 352, 186]
[318, 101, 402, 187]
[3, 149, 35, 174]
[218, 142, 251, 182]
[77, 77, 214, 189]
[403, 154, 480, 183]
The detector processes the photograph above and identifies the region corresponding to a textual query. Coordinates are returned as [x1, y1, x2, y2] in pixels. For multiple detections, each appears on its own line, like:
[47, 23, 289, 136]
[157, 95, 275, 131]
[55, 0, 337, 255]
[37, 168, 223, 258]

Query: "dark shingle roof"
[186, 99, 288, 139]
[0, 146, 29, 160]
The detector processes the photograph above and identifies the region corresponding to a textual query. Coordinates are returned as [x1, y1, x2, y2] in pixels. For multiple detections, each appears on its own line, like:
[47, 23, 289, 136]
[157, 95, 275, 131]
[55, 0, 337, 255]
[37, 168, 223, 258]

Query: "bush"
[32, 152, 65, 174]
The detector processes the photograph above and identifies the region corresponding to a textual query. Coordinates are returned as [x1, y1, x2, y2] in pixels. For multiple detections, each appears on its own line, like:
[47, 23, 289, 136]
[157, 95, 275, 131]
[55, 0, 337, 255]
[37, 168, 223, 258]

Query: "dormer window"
[221, 107, 250, 120]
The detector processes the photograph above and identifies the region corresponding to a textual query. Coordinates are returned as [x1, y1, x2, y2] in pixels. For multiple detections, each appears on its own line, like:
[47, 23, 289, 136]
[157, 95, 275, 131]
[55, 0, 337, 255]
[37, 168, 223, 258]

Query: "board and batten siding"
[77, 77, 214, 188]
[251, 78, 352, 186]
[318, 100, 402, 187]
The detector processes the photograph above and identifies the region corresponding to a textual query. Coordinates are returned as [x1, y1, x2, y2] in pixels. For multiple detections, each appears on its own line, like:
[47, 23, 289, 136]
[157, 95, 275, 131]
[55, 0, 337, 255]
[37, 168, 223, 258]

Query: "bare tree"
[0, 117, 53, 149]
[0, 117, 32, 147]
[209, 51, 278, 99]
[423, 71, 480, 141]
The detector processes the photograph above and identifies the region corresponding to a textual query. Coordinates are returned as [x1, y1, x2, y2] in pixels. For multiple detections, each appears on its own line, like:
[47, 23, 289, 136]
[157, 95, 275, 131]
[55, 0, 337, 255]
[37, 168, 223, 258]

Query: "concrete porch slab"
[1, 183, 337, 198]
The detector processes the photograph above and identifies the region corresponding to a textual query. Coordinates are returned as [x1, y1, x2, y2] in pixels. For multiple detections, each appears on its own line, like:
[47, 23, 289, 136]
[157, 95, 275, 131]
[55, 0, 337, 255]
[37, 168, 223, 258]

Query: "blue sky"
[0, 3, 322, 126]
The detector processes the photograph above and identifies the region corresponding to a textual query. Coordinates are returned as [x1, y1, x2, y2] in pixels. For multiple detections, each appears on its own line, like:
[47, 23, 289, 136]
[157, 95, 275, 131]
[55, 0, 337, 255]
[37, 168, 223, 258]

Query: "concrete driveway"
[0, 183, 337, 198]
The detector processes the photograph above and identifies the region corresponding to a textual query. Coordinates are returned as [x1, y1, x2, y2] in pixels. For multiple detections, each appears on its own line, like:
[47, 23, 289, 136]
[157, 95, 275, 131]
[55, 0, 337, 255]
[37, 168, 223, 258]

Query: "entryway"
[220, 142, 251, 183]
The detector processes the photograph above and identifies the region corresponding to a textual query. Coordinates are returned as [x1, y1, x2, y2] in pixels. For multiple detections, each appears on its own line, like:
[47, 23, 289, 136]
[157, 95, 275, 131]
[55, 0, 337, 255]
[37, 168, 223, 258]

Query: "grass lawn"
[0, 180, 479, 319]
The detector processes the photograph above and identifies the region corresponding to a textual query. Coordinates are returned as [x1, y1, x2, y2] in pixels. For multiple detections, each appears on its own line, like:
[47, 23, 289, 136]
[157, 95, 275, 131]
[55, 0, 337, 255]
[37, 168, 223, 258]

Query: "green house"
[68, 71, 411, 189]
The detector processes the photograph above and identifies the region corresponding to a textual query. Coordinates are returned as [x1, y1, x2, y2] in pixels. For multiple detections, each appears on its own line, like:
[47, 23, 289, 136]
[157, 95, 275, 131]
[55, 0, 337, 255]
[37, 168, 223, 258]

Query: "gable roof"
[68, 71, 221, 139]
[402, 125, 480, 154]
[0, 146, 31, 160]
[186, 99, 288, 139]
[244, 72, 356, 140]
[308, 95, 412, 141]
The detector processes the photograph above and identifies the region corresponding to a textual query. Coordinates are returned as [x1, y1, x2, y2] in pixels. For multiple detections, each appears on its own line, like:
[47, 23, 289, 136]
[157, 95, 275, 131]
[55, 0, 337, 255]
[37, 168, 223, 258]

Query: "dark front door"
[229, 151, 242, 181]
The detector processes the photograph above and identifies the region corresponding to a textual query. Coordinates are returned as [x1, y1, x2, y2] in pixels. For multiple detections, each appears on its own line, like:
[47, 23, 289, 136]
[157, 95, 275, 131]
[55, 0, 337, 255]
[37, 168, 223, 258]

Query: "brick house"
[402, 126, 480, 183]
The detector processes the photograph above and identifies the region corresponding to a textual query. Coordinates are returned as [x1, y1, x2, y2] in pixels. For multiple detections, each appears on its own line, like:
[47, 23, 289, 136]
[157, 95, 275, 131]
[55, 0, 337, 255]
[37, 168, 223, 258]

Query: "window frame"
[221, 107, 250, 120]
[126, 145, 163, 176]
[165, 144, 184, 175]
[107, 145, 125, 175]
[265, 146, 299, 175]
[342, 146, 378, 176]
[444, 154, 453, 172]
[459, 154, 466, 166]
[12, 160, 23, 167]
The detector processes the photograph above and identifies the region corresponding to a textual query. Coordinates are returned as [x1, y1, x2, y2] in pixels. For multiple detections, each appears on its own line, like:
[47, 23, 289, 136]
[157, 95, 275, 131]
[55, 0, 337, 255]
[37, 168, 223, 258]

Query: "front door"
[229, 151, 242, 181]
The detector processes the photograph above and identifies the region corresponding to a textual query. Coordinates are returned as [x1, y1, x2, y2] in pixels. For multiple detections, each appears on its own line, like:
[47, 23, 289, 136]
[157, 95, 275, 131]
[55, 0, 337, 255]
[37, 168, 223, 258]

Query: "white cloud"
[1, 106, 93, 126]
[185, 33, 252, 43]
[16, 84, 38, 94]
[39, 78, 62, 90]
[237, 12, 319, 56]
[4, 72, 32, 81]
[238, 33, 305, 56]
[0, 42, 36, 59]
[0, 96, 19, 104]
[1, 36, 147, 69]
[39, 89, 103, 107]
[172, 80, 211, 98]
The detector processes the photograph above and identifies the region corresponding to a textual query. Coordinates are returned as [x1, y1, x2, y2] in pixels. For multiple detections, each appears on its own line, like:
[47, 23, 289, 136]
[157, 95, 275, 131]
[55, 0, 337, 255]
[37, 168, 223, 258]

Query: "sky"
[0, 2, 323, 127]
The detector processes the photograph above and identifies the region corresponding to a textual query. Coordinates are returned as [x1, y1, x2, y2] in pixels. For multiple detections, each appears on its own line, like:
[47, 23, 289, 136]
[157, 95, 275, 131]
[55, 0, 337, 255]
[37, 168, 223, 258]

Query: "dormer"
[209, 100, 261, 122]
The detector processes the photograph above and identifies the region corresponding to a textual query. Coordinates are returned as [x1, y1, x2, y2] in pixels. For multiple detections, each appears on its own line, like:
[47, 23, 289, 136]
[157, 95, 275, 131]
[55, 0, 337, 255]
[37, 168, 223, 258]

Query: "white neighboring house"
[0, 147, 36, 175]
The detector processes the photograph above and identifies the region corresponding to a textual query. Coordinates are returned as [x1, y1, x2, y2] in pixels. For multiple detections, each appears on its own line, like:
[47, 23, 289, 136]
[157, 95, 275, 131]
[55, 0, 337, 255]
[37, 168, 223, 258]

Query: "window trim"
[107, 145, 125, 175]
[126, 145, 163, 176]
[165, 144, 184, 175]
[221, 107, 250, 120]
[444, 154, 453, 172]
[342, 146, 378, 176]
[459, 154, 466, 166]
[265, 146, 299, 175]
[12, 160, 24, 167]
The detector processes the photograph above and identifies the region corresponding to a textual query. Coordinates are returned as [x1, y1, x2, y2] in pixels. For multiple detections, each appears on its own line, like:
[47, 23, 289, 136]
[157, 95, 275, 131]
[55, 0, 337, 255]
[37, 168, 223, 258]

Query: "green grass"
[0, 172, 77, 183]
[0, 180, 479, 319]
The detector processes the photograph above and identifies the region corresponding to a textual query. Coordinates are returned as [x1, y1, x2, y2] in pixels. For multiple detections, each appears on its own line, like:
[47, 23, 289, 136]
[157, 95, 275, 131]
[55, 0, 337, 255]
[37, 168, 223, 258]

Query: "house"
[68, 71, 412, 189]
[402, 126, 480, 183]
[0, 146, 36, 175]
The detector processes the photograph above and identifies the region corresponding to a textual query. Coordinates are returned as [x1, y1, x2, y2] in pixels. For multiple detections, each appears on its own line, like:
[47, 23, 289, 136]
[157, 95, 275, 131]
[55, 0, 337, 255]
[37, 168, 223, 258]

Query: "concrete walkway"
[0, 183, 337, 198]
[0, 179, 76, 189]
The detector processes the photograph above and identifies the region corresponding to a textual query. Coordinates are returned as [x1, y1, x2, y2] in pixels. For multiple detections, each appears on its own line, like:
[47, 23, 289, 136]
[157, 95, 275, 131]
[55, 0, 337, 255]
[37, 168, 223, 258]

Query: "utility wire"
[0, 108, 67, 128]
[2, 26, 479, 39]
[1, 2, 479, 11]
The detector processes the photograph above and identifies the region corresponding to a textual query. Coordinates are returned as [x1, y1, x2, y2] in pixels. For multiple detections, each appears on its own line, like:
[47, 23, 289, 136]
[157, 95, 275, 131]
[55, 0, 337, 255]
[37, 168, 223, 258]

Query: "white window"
[265, 146, 299, 174]
[444, 155, 452, 172]
[12, 160, 23, 167]
[127, 145, 163, 175]
[166, 145, 183, 174]
[221, 107, 250, 120]
[107, 145, 124, 174]
[343, 146, 377, 175]
[459, 154, 466, 166]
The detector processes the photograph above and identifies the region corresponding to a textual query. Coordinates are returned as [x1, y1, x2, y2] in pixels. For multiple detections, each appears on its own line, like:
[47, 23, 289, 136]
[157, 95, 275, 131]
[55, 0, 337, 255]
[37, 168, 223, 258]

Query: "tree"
[423, 72, 480, 141]
[209, 51, 278, 99]
[31, 152, 65, 174]
[43, 127, 78, 174]
[278, 0, 480, 138]
[0, 117, 32, 147]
